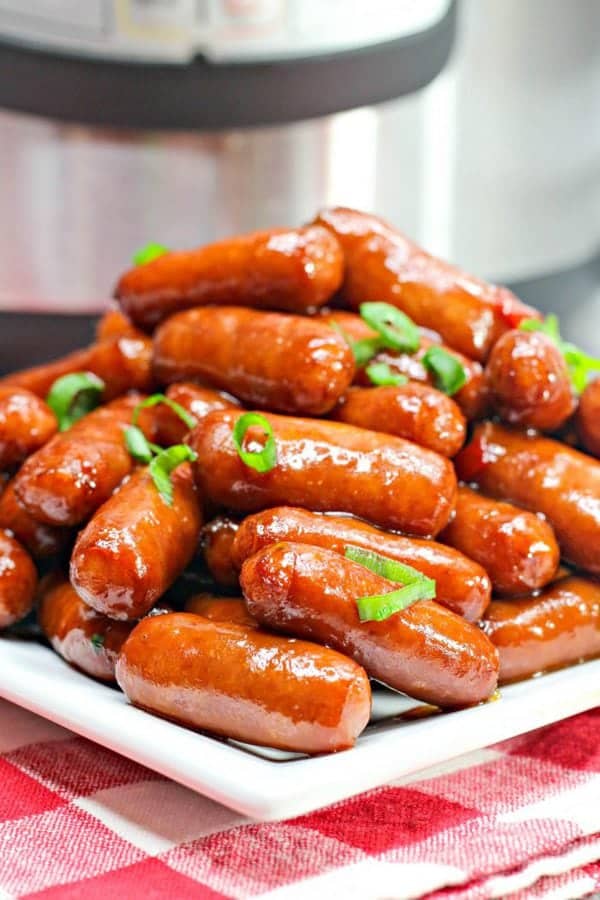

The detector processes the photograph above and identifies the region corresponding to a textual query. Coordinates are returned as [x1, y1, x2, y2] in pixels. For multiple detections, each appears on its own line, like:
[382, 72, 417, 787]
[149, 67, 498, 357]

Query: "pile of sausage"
[2, 206, 600, 755]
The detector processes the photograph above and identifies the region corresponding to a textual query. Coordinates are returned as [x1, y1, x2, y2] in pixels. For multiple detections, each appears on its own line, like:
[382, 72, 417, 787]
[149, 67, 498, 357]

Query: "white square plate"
[1, 634, 598, 820]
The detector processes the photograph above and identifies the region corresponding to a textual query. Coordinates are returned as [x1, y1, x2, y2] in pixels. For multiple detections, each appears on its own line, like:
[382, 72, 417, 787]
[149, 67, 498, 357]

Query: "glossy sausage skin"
[14, 394, 140, 527]
[144, 383, 240, 447]
[485, 330, 575, 431]
[232, 507, 491, 621]
[71, 465, 202, 620]
[577, 378, 600, 458]
[0, 530, 37, 629]
[455, 422, 600, 576]
[184, 593, 257, 627]
[323, 310, 487, 420]
[115, 225, 344, 330]
[190, 410, 456, 537]
[38, 576, 134, 682]
[0, 387, 57, 468]
[153, 307, 355, 416]
[440, 486, 559, 596]
[314, 207, 538, 362]
[201, 516, 240, 588]
[96, 307, 140, 341]
[116, 612, 371, 753]
[332, 384, 466, 458]
[0, 335, 154, 400]
[482, 576, 600, 683]
[242, 543, 498, 707]
[0, 480, 71, 559]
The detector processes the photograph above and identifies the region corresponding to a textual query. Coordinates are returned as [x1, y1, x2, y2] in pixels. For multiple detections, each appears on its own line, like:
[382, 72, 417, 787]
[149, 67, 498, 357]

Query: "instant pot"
[0, 0, 599, 367]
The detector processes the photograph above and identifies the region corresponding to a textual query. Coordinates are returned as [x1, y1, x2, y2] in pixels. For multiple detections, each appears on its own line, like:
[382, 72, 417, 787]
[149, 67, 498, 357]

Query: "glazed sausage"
[143, 383, 240, 447]
[482, 576, 600, 683]
[241, 542, 498, 707]
[71, 464, 202, 619]
[455, 421, 600, 576]
[116, 612, 371, 753]
[485, 330, 575, 431]
[153, 307, 355, 416]
[38, 576, 134, 682]
[332, 384, 466, 458]
[0, 479, 71, 559]
[96, 307, 139, 341]
[577, 378, 600, 457]
[201, 516, 240, 588]
[190, 410, 456, 536]
[0, 530, 37, 629]
[314, 207, 538, 362]
[14, 394, 140, 527]
[439, 486, 559, 596]
[323, 310, 487, 420]
[184, 593, 257, 627]
[232, 507, 491, 621]
[0, 335, 154, 400]
[0, 387, 57, 468]
[115, 224, 344, 330]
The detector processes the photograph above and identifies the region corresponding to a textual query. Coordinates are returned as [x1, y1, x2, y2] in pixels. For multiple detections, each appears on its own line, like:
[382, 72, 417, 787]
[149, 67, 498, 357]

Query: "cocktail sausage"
[116, 612, 371, 753]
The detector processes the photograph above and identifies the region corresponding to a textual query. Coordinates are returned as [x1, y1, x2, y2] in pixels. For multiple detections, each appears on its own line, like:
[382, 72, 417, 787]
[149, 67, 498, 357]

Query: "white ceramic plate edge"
[1, 637, 599, 821]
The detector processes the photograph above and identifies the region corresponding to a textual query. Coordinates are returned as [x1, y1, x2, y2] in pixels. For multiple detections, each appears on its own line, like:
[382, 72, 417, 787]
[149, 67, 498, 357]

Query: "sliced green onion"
[356, 580, 436, 622]
[132, 393, 197, 432]
[90, 633, 104, 652]
[149, 444, 197, 505]
[344, 545, 436, 622]
[232, 412, 277, 473]
[365, 362, 408, 387]
[519, 314, 600, 394]
[421, 346, 467, 396]
[46, 372, 105, 431]
[351, 337, 383, 367]
[133, 242, 169, 266]
[359, 302, 421, 353]
[124, 425, 154, 464]
[344, 546, 430, 584]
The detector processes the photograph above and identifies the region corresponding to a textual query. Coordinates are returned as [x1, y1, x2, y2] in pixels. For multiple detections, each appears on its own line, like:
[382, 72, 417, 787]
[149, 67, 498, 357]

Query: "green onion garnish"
[421, 346, 467, 396]
[124, 425, 155, 464]
[519, 314, 600, 394]
[355, 580, 437, 622]
[90, 633, 104, 652]
[132, 393, 197, 432]
[351, 337, 383, 367]
[365, 362, 408, 387]
[232, 412, 277, 473]
[46, 372, 105, 431]
[133, 242, 169, 266]
[359, 302, 421, 354]
[149, 444, 197, 505]
[344, 545, 436, 622]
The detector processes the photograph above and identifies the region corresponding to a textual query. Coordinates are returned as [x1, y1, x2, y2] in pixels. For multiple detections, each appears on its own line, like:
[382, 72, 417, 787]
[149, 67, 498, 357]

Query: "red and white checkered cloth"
[1, 698, 599, 900]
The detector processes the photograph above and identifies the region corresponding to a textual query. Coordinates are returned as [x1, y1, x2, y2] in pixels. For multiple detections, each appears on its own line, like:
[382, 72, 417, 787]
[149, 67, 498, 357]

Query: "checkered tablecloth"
[1, 698, 599, 900]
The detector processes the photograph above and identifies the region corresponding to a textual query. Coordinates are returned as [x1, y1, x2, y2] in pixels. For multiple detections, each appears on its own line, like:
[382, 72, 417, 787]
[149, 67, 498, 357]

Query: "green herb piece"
[359, 302, 421, 353]
[365, 362, 409, 386]
[519, 314, 600, 394]
[351, 337, 384, 367]
[149, 444, 197, 505]
[132, 394, 197, 431]
[421, 346, 467, 396]
[90, 633, 104, 653]
[344, 545, 436, 622]
[133, 242, 169, 266]
[124, 425, 155, 464]
[232, 412, 277, 473]
[355, 580, 437, 622]
[46, 372, 105, 431]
